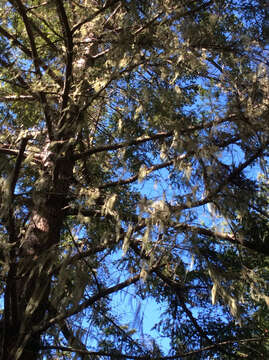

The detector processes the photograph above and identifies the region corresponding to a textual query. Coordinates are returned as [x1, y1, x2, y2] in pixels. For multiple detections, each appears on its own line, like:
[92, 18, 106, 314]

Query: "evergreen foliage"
[0, 1, 268, 359]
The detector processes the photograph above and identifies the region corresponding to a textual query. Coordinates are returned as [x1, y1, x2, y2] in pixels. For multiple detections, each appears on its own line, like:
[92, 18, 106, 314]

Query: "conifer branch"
[35, 274, 141, 333]
[55, 0, 74, 119]
[40, 336, 269, 359]
[72, 132, 173, 160]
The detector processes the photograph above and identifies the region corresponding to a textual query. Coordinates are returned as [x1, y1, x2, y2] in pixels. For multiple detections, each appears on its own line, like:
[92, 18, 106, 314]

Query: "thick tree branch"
[0, 95, 37, 102]
[9, 0, 54, 139]
[175, 223, 269, 256]
[1, 137, 29, 359]
[35, 273, 141, 334]
[0, 25, 32, 57]
[0, 25, 62, 87]
[0, 144, 42, 164]
[55, 0, 74, 123]
[27, 17, 59, 54]
[98, 154, 188, 189]
[0, 94, 60, 102]
[72, 131, 173, 160]
[9, 137, 29, 200]
[72, 115, 238, 162]
[10, 0, 40, 74]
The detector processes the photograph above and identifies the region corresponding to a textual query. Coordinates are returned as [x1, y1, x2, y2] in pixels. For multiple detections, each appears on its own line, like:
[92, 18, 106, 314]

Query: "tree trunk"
[0, 145, 74, 360]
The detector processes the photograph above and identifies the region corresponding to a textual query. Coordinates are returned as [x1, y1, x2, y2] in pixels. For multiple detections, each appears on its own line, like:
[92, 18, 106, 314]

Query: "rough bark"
[0, 142, 74, 360]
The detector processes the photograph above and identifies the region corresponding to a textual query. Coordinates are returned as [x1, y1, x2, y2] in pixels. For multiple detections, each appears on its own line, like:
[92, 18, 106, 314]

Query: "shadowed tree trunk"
[1, 140, 74, 359]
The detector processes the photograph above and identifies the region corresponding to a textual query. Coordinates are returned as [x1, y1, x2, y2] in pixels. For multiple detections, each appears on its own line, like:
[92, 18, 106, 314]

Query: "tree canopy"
[0, 0, 268, 359]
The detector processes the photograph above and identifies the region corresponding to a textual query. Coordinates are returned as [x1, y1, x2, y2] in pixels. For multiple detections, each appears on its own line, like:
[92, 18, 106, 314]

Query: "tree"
[0, 0, 268, 359]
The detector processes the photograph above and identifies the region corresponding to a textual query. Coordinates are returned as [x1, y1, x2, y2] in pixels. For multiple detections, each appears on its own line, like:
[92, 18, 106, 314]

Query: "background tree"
[0, 0, 268, 359]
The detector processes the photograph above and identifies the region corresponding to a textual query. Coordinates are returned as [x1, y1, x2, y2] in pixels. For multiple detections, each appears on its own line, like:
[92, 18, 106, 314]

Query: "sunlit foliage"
[0, 1, 268, 359]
